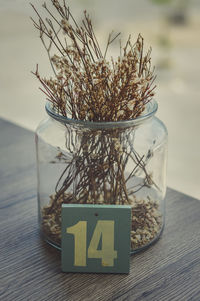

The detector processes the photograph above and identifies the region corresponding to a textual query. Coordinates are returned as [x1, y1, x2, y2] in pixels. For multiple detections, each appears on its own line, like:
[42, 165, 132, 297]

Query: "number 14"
[66, 220, 118, 267]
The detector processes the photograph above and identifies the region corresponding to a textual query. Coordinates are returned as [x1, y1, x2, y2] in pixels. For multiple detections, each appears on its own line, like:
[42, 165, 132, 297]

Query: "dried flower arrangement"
[32, 0, 162, 251]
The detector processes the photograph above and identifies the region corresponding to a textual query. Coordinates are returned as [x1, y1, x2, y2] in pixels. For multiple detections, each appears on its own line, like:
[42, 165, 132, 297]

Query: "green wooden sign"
[61, 204, 131, 274]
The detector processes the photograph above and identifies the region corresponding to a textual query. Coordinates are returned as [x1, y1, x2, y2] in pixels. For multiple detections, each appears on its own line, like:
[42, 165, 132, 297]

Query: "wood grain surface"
[0, 118, 200, 301]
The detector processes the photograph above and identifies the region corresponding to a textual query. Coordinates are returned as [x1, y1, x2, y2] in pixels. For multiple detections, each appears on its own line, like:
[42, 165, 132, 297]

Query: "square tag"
[61, 204, 131, 274]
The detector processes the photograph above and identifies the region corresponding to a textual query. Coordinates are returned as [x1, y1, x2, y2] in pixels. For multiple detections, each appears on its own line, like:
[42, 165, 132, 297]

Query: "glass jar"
[35, 99, 168, 253]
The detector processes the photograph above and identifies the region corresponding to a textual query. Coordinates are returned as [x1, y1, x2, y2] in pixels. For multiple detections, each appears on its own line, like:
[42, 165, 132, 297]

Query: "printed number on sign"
[66, 220, 118, 267]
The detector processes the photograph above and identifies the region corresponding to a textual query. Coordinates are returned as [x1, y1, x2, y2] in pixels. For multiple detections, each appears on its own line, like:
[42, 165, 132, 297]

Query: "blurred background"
[0, 0, 199, 199]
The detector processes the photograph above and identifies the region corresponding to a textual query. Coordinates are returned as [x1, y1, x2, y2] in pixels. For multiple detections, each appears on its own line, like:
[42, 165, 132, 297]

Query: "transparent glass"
[35, 100, 168, 253]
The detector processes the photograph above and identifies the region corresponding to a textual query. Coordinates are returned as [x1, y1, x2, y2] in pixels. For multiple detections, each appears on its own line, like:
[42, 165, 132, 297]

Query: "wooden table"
[1, 118, 200, 301]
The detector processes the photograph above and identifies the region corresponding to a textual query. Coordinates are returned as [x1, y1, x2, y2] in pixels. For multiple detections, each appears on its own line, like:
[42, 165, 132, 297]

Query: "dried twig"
[31, 0, 156, 121]
[31, 1, 160, 250]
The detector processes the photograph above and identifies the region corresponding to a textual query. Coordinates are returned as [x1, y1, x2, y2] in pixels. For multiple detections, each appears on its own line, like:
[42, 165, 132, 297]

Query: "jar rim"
[45, 99, 158, 129]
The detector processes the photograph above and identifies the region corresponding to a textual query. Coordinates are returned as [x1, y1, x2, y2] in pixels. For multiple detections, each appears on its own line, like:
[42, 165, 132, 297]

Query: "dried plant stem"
[31, 1, 160, 251]
[45, 126, 157, 217]
[31, 0, 156, 121]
